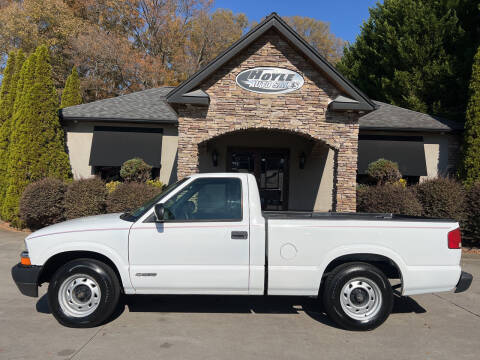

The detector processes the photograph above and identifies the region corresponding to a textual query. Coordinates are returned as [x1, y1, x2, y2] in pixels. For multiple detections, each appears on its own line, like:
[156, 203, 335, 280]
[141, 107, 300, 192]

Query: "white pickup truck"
[12, 173, 472, 330]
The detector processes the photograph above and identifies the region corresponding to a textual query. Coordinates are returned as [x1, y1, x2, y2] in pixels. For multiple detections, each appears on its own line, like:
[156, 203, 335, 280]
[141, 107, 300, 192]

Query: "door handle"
[231, 231, 248, 240]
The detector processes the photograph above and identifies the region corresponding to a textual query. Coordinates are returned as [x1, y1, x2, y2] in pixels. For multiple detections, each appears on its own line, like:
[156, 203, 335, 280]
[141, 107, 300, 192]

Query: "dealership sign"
[235, 67, 304, 94]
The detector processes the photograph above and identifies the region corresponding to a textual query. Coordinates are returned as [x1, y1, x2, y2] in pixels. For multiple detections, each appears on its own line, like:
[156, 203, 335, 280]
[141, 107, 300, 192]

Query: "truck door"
[128, 176, 250, 294]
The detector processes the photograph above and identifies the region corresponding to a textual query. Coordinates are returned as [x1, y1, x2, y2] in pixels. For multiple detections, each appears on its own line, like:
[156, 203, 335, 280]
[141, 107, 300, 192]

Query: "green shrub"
[366, 159, 402, 185]
[415, 178, 465, 220]
[106, 182, 162, 213]
[120, 158, 152, 182]
[463, 183, 480, 246]
[64, 178, 106, 219]
[19, 178, 66, 230]
[357, 184, 423, 216]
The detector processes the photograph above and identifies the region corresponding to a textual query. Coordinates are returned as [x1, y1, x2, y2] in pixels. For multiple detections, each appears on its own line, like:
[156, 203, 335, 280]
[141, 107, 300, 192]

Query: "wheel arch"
[318, 250, 405, 296]
[38, 251, 124, 291]
[323, 253, 403, 279]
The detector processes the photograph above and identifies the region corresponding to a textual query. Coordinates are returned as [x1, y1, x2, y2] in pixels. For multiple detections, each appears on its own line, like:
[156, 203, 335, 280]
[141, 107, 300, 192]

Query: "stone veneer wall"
[174, 29, 361, 212]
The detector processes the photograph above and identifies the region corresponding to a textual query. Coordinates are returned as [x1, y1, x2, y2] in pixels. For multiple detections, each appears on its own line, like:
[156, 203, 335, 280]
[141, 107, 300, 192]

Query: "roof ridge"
[372, 100, 455, 123]
[62, 87, 175, 110]
[361, 100, 463, 131]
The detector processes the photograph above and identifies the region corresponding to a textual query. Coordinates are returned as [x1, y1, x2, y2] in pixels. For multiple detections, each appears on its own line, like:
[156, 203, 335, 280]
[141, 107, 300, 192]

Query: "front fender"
[33, 241, 134, 294]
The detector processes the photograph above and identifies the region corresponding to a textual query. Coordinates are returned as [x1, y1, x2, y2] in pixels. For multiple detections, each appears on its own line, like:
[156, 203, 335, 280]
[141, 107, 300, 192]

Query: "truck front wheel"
[322, 262, 393, 331]
[48, 258, 120, 328]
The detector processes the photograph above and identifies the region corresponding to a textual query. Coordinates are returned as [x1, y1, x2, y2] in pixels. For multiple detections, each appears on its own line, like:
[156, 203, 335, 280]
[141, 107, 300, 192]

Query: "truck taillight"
[448, 228, 462, 249]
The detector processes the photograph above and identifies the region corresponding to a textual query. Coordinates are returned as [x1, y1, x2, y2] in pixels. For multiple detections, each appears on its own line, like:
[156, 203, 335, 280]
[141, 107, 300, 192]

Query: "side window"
[163, 178, 242, 221]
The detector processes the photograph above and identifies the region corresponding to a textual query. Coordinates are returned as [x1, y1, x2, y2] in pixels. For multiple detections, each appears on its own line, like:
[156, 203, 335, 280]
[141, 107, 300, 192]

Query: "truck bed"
[263, 210, 461, 296]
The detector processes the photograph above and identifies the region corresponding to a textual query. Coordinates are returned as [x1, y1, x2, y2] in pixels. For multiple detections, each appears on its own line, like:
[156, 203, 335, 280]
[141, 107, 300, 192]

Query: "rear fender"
[318, 245, 407, 291]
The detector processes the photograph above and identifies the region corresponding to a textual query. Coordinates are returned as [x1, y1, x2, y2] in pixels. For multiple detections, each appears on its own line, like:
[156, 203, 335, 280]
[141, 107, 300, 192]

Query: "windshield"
[120, 178, 188, 222]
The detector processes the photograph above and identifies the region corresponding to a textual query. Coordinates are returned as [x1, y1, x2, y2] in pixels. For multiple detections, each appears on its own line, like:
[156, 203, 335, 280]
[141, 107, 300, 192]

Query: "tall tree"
[0, 0, 85, 87]
[460, 46, 480, 187]
[1, 52, 36, 221]
[60, 66, 82, 108]
[0, 50, 24, 210]
[0, 51, 16, 124]
[283, 16, 345, 64]
[2, 46, 71, 225]
[181, 9, 249, 77]
[337, 0, 479, 121]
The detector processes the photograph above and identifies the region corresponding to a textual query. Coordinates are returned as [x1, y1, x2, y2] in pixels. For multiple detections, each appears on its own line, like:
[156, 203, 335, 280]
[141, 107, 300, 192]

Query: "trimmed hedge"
[106, 182, 163, 213]
[357, 184, 423, 216]
[64, 177, 106, 219]
[19, 178, 67, 230]
[464, 183, 480, 246]
[415, 178, 465, 220]
[120, 158, 152, 183]
[366, 159, 402, 185]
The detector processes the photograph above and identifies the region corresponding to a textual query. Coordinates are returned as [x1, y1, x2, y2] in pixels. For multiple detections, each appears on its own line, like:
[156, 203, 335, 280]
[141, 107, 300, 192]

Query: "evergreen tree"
[1, 53, 37, 222]
[0, 50, 25, 210]
[0, 52, 16, 124]
[337, 0, 478, 121]
[460, 46, 480, 187]
[60, 66, 82, 108]
[2, 46, 71, 225]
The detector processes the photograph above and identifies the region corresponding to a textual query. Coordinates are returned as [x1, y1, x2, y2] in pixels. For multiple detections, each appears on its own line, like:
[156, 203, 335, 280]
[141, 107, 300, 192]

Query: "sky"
[213, 0, 382, 43]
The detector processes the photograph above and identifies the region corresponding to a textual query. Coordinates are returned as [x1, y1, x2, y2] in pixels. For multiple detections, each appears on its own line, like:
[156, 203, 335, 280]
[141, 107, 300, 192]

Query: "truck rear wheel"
[322, 262, 393, 331]
[48, 259, 120, 328]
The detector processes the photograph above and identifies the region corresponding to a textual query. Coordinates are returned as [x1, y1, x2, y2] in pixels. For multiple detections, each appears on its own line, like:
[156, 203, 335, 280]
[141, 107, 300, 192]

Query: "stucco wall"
[64, 122, 94, 179]
[64, 121, 178, 184]
[423, 134, 449, 179]
[175, 29, 361, 212]
[360, 130, 461, 180]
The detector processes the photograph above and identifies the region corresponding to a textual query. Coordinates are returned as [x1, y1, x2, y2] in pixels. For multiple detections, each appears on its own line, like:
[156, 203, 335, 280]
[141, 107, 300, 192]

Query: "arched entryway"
[197, 128, 335, 211]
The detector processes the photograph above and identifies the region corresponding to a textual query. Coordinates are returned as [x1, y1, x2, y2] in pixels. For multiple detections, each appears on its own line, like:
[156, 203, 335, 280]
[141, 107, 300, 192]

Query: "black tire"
[322, 262, 393, 331]
[48, 258, 121, 328]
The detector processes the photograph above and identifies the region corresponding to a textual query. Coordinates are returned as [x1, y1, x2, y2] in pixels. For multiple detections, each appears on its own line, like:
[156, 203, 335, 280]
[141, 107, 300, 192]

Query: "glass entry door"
[228, 148, 289, 211]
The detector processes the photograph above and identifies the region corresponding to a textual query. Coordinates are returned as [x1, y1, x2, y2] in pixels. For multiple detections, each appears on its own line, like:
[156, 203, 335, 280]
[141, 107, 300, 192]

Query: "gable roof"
[166, 12, 375, 111]
[60, 87, 177, 123]
[359, 101, 463, 132]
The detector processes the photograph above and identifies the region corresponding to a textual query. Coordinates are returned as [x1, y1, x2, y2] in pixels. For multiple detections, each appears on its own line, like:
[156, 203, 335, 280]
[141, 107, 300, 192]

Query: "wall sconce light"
[212, 150, 218, 167]
[299, 152, 306, 169]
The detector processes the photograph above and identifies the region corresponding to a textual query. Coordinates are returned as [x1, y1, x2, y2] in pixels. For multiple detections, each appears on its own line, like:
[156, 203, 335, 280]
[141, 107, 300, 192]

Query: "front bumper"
[455, 271, 473, 293]
[11, 263, 42, 297]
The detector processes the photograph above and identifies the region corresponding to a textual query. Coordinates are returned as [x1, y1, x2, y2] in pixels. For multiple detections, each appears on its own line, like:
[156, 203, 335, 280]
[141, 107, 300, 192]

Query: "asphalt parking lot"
[0, 228, 479, 360]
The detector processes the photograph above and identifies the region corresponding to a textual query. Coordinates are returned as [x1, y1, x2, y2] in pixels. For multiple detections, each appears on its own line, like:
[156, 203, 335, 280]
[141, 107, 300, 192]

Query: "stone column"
[333, 128, 359, 213]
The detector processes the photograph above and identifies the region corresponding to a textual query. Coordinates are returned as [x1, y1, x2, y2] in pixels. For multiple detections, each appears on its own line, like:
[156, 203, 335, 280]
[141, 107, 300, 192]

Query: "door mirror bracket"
[154, 204, 165, 222]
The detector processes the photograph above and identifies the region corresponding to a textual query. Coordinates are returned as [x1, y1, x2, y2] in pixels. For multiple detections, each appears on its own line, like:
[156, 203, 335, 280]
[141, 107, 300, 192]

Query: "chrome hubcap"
[340, 277, 382, 321]
[58, 274, 101, 318]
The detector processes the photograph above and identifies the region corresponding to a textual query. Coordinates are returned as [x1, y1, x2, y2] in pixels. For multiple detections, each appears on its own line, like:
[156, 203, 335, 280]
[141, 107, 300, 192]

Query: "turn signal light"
[20, 251, 31, 266]
[448, 228, 462, 249]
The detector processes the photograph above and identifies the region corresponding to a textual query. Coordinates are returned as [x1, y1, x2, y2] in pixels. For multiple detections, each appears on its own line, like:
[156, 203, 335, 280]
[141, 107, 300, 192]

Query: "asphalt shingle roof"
[60, 87, 178, 123]
[359, 101, 463, 132]
[61, 88, 464, 133]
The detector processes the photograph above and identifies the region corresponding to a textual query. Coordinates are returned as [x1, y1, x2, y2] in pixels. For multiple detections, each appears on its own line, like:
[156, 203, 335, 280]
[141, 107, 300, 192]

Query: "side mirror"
[154, 203, 165, 222]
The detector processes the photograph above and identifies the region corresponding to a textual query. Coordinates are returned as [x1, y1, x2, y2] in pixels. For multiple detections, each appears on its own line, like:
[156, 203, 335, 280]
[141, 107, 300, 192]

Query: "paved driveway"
[0, 228, 479, 360]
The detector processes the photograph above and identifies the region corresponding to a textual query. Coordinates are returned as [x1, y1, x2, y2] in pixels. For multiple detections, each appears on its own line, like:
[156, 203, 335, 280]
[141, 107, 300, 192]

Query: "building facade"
[61, 13, 463, 213]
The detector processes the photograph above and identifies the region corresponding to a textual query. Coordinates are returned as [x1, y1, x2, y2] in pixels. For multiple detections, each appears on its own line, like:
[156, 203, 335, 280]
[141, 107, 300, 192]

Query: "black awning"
[89, 126, 163, 167]
[358, 136, 427, 176]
